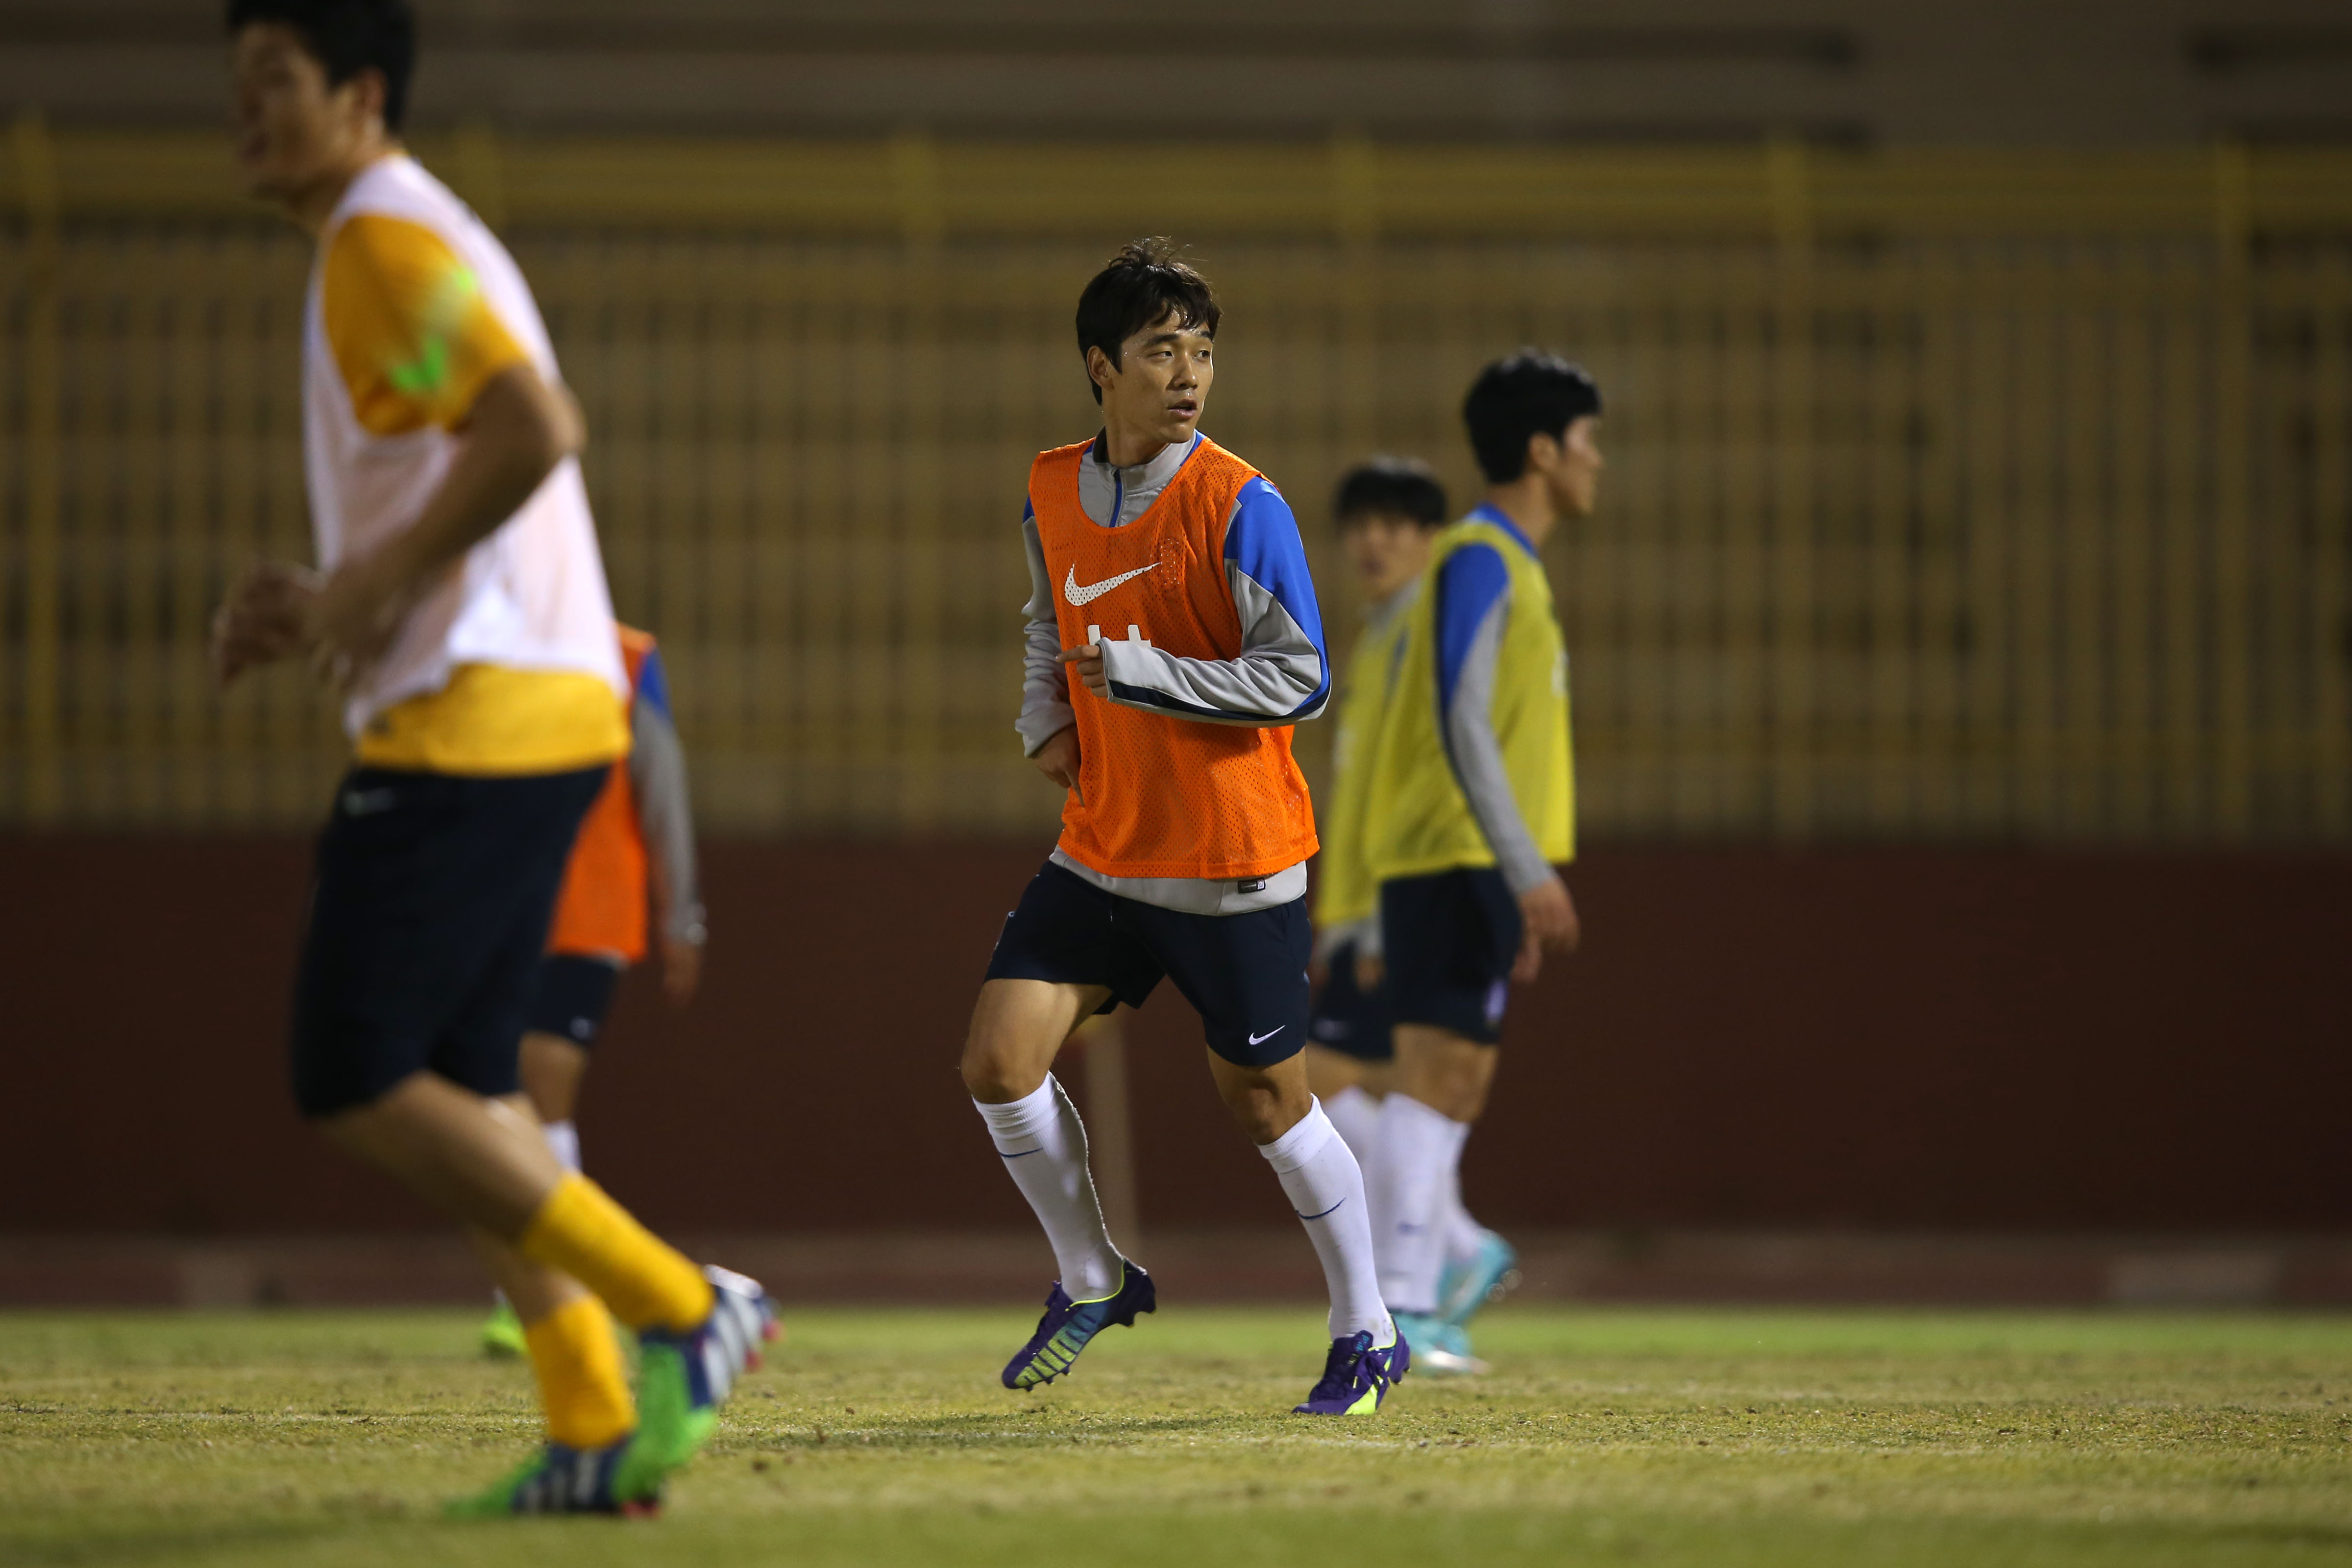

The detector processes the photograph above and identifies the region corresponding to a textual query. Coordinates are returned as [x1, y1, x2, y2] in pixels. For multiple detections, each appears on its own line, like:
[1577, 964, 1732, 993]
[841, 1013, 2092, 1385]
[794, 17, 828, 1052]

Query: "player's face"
[230, 24, 376, 205]
[1342, 512, 1433, 600]
[1093, 313, 1215, 451]
[1546, 416, 1605, 519]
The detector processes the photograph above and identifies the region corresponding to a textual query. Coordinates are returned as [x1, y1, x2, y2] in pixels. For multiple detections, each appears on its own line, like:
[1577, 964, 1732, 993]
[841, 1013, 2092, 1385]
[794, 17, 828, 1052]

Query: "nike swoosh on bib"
[1064, 562, 1156, 607]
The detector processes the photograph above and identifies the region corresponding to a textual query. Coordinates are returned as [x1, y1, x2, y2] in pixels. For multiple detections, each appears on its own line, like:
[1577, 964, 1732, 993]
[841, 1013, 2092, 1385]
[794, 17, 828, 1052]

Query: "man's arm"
[628, 647, 707, 1006]
[215, 213, 578, 686]
[1015, 504, 1076, 757]
[1434, 545, 1554, 898]
[1434, 544, 1579, 976]
[309, 363, 579, 676]
[1086, 478, 1328, 725]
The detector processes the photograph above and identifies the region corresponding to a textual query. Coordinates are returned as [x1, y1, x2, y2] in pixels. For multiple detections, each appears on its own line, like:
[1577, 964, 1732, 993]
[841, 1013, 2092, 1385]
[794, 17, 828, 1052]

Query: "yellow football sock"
[518, 1175, 714, 1333]
[523, 1293, 635, 1450]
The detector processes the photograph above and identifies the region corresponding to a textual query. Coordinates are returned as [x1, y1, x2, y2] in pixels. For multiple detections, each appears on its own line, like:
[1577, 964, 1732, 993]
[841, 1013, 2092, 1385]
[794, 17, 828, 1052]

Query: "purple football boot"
[1001, 1261, 1155, 1389]
[1292, 1323, 1410, 1415]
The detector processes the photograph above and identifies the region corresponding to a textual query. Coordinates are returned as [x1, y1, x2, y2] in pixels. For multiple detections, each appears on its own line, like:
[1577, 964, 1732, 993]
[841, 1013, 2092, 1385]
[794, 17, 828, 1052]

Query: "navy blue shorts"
[1380, 867, 1522, 1047]
[1308, 938, 1395, 1063]
[525, 953, 627, 1047]
[290, 766, 608, 1118]
[984, 861, 1312, 1068]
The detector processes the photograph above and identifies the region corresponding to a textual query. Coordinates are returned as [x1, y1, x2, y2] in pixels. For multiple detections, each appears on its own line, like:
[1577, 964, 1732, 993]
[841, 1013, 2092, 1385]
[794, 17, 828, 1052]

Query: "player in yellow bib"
[214, 0, 768, 1516]
[1307, 460, 1519, 1375]
[1357, 351, 1604, 1366]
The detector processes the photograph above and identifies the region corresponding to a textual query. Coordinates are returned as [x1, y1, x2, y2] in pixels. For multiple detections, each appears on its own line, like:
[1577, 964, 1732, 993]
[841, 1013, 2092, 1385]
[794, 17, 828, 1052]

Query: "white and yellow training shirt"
[304, 152, 628, 776]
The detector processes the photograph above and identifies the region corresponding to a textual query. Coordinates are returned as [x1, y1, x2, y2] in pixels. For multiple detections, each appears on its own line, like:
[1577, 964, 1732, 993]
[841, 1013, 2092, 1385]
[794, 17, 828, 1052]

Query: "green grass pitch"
[5, 1303, 2352, 1566]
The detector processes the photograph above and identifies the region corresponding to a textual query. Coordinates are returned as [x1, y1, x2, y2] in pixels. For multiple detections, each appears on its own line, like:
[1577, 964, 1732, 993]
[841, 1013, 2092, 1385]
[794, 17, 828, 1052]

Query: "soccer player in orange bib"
[961, 240, 1405, 1416]
[482, 621, 706, 1356]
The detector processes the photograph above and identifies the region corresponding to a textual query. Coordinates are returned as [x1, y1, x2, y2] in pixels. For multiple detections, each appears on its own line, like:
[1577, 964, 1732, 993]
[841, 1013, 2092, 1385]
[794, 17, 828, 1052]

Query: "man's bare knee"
[1393, 1025, 1499, 1123]
[961, 979, 1101, 1104]
[519, 1033, 588, 1125]
[1209, 1051, 1312, 1145]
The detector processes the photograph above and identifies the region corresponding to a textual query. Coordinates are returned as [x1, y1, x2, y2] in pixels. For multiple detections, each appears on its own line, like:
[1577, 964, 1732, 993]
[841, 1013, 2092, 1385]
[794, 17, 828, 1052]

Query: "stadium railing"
[2, 121, 2348, 843]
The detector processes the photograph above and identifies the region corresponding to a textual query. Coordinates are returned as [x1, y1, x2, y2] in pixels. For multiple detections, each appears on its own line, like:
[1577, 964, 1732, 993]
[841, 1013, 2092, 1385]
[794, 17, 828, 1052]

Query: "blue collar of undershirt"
[1469, 501, 1538, 558]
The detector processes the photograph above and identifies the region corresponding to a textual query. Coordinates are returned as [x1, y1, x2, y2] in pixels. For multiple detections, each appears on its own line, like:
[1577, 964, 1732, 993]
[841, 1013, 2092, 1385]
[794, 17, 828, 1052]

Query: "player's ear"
[336, 65, 389, 134]
[1524, 428, 1560, 476]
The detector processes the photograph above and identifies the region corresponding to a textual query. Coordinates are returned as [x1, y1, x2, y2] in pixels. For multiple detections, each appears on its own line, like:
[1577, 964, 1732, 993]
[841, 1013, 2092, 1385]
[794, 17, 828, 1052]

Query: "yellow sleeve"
[321, 214, 531, 437]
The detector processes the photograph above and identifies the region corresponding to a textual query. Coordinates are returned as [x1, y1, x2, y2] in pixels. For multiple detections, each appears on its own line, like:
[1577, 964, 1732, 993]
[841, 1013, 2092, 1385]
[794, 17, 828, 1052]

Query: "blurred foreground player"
[1308, 459, 1517, 1375]
[962, 240, 1405, 1415]
[213, 0, 768, 1514]
[483, 622, 707, 1357]
[1360, 351, 1601, 1365]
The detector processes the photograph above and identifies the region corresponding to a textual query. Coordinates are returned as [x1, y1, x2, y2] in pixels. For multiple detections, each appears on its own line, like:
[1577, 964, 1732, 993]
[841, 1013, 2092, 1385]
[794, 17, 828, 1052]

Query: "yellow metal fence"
[3, 125, 2349, 842]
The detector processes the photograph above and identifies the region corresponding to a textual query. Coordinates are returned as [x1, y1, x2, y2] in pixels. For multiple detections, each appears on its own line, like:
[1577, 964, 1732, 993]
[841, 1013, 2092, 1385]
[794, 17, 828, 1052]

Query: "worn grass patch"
[5, 1304, 2352, 1566]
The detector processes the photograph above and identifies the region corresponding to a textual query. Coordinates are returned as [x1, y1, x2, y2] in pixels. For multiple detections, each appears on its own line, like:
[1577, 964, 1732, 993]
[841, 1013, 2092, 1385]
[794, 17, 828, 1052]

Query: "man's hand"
[1511, 874, 1580, 984]
[1060, 642, 1109, 699]
[306, 542, 429, 691]
[660, 935, 704, 1008]
[1033, 723, 1084, 805]
[210, 561, 320, 687]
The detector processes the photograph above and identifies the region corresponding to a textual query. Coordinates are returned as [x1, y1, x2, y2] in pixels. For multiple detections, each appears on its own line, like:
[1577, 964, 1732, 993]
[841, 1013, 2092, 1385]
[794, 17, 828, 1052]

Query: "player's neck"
[1479, 478, 1557, 549]
[284, 140, 400, 237]
[1099, 415, 1183, 469]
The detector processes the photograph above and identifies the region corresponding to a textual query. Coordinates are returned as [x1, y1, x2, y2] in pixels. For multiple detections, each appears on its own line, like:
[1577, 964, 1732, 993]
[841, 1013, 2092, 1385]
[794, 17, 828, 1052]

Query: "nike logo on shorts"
[1248, 1025, 1286, 1046]
[341, 786, 397, 817]
[1064, 562, 1155, 607]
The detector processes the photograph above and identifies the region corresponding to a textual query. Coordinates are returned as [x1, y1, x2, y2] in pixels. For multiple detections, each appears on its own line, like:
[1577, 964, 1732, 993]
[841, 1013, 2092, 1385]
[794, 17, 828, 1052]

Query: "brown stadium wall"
[1, 835, 2345, 1238]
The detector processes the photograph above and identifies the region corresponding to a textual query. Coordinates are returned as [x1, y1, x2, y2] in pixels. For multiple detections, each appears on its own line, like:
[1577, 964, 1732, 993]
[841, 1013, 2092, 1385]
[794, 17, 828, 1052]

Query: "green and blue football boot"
[632, 1264, 779, 1478]
[447, 1435, 663, 1518]
[1293, 1323, 1410, 1415]
[1438, 1228, 1520, 1325]
[1001, 1260, 1155, 1390]
[480, 1299, 526, 1359]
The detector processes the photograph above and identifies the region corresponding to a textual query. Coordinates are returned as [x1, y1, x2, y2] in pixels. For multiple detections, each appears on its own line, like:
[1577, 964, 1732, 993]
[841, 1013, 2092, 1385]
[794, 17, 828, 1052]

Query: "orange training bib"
[1028, 438, 1319, 882]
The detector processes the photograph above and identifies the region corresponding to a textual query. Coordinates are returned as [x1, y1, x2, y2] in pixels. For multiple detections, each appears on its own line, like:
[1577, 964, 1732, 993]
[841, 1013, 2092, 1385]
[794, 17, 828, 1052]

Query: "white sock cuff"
[1258, 1099, 1339, 1175]
[974, 1076, 1063, 1155]
[541, 1119, 582, 1174]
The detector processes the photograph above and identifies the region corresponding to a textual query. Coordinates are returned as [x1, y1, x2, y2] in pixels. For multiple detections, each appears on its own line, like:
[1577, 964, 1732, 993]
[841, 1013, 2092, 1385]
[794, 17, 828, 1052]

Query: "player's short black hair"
[1333, 457, 1449, 531]
[227, 0, 416, 133]
[1075, 238, 1221, 405]
[1462, 349, 1603, 483]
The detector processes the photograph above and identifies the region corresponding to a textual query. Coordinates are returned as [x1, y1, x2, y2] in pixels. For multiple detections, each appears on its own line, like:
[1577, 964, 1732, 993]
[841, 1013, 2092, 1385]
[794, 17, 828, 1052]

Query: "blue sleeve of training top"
[1434, 543, 1510, 733]
[1096, 476, 1329, 724]
[635, 645, 673, 719]
[1223, 477, 1329, 718]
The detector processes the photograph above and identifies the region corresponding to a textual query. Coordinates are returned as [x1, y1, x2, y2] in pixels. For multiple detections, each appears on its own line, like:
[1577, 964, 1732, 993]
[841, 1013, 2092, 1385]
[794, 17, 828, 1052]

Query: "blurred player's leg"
[467, 1214, 632, 1452]
[297, 769, 771, 1514]
[483, 974, 612, 1355]
[1436, 1164, 1519, 1331]
[1323, 1081, 1383, 1158]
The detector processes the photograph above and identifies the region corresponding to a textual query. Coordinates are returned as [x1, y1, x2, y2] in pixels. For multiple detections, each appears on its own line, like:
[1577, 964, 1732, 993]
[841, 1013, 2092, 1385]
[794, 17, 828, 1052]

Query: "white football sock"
[1323, 1083, 1382, 1163]
[1259, 1099, 1391, 1342]
[1440, 1161, 1487, 1275]
[1367, 1092, 1470, 1315]
[541, 1119, 582, 1174]
[974, 1076, 1124, 1301]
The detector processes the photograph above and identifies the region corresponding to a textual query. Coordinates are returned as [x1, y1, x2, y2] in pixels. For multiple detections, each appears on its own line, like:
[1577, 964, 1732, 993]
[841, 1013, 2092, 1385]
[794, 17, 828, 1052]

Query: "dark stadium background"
[3, 0, 2350, 1304]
